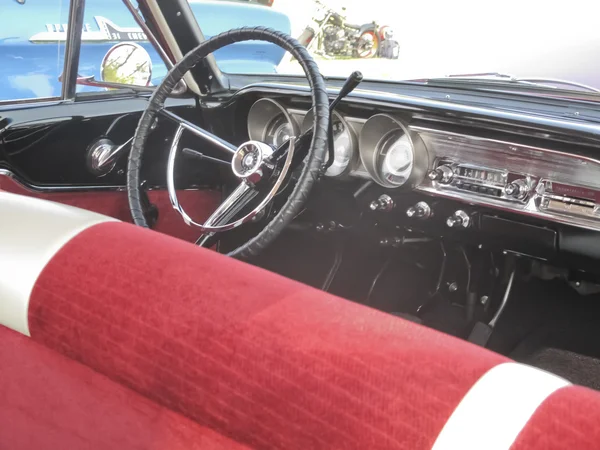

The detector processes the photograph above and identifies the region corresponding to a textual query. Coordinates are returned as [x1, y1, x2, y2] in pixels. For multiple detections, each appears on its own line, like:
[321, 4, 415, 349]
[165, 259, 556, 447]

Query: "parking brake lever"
[324, 71, 363, 171]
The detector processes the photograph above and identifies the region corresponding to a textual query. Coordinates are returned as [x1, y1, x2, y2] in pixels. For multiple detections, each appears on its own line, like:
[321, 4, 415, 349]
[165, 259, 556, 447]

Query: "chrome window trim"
[0, 97, 62, 108]
[61, 0, 85, 101]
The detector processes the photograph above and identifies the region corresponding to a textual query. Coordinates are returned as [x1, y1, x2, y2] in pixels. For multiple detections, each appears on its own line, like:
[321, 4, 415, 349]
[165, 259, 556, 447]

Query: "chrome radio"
[538, 180, 600, 219]
[427, 160, 535, 203]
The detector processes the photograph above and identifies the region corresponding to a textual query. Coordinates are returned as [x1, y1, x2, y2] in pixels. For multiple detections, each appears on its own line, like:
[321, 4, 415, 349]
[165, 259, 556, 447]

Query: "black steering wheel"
[127, 27, 329, 258]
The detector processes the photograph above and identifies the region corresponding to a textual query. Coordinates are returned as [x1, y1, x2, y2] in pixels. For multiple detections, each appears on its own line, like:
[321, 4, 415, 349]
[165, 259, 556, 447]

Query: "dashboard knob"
[446, 210, 471, 228]
[504, 179, 529, 200]
[428, 165, 454, 184]
[406, 201, 432, 219]
[369, 194, 395, 212]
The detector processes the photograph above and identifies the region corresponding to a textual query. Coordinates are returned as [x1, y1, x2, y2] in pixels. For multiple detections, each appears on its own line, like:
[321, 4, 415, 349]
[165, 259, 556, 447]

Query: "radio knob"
[446, 210, 471, 229]
[428, 165, 454, 184]
[505, 179, 529, 200]
[369, 194, 395, 212]
[406, 201, 432, 219]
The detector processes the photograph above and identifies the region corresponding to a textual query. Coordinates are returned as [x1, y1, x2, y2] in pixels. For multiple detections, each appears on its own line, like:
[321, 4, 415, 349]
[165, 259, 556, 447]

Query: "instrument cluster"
[247, 98, 600, 233]
[247, 98, 429, 188]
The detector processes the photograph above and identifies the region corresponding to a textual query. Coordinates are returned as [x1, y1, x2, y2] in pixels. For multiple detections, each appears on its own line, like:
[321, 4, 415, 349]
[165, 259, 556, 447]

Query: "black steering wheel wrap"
[127, 27, 329, 258]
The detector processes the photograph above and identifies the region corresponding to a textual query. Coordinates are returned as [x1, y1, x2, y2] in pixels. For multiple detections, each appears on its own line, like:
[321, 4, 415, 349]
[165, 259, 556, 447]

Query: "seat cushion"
[0, 325, 249, 450]
[2, 197, 599, 449]
[26, 221, 509, 449]
[511, 385, 600, 450]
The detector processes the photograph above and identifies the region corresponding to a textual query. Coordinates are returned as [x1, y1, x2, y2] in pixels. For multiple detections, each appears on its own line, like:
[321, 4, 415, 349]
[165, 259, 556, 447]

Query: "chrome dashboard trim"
[411, 126, 600, 168]
[241, 84, 600, 232]
[0, 169, 126, 193]
[0, 169, 205, 194]
[232, 82, 600, 142]
[414, 127, 600, 231]
[416, 184, 600, 233]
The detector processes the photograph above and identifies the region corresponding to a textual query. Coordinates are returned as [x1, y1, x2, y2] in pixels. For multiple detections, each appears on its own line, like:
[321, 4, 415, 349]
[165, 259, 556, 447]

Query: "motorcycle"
[297, 0, 387, 59]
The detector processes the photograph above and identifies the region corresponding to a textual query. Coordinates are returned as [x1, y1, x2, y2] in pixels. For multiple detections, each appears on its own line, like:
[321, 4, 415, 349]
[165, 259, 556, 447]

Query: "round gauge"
[265, 115, 293, 147]
[377, 130, 413, 186]
[247, 98, 298, 147]
[359, 114, 428, 188]
[302, 110, 357, 177]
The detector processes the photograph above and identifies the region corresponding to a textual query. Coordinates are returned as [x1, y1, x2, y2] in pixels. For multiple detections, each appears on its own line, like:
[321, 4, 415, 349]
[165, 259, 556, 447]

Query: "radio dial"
[505, 179, 529, 200]
[428, 165, 454, 184]
[369, 194, 395, 212]
[446, 210, 471, 229]
[406, 201, 432, 219]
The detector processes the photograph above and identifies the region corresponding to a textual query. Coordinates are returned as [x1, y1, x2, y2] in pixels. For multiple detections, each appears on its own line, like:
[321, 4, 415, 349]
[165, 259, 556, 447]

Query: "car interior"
[3, 0, 600, 448]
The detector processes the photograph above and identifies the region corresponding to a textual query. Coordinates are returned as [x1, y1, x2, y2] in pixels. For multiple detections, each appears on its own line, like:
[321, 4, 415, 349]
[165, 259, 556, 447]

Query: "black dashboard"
[217, 83, 600, 273]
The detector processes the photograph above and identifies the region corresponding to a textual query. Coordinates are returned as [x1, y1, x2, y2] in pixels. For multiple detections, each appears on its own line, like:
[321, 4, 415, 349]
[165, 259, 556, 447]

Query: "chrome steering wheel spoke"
[159, 108, 236, 157]
[166, 118, 296, 233]
[204, 182, 258, 228]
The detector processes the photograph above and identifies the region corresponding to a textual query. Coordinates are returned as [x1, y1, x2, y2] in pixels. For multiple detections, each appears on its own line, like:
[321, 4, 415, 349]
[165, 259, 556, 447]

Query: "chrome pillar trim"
[166, 133, 296, 233]
[143, 0, 203, 95]
[121, 0, 174, 70]
[159, 109, 237, 155]
[61, 0, 86, 100]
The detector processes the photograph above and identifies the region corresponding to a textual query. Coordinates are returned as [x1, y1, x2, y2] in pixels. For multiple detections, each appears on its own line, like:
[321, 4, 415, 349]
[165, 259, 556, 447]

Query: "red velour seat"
[2, 193, 600, 449]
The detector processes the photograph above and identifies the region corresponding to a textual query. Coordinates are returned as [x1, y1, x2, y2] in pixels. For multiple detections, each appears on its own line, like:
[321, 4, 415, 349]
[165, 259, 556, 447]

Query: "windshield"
[204, 0, 600, 95]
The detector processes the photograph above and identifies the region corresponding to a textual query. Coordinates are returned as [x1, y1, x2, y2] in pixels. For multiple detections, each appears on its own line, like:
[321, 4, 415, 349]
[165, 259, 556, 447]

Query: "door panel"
[0, 97, 226, 242]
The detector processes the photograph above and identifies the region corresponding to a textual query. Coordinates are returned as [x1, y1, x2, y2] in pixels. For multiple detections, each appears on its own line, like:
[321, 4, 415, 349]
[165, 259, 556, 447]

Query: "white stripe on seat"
[432, 362, 570, 450]
[0, 192, 116, 336]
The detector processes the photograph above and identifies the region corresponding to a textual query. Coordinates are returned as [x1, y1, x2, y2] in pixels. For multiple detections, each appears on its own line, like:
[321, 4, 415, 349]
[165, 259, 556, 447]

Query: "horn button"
[232, 141, 274, 184]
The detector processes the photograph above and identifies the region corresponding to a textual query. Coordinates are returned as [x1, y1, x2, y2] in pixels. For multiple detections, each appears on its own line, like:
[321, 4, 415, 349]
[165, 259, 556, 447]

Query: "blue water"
[0, 40, 285, 102]
[0, 42, 161, 101]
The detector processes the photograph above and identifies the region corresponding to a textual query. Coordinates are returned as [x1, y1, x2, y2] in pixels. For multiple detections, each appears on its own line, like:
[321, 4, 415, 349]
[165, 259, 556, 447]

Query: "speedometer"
[359, 114, 429, 188]
[247, 98, 298, 147]
[265, 115, 293, 147]
[379, 130, 413, 185]
[302, 110, 357, 177]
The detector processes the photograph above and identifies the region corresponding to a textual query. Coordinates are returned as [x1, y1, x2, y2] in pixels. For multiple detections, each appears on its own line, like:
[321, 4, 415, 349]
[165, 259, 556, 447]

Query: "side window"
[0, 0, 70, 103]
[76, 0, 168, 93]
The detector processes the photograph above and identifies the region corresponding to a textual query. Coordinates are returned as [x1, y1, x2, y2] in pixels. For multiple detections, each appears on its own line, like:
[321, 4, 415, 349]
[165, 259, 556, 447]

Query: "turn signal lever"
[273, 71, 363, 171]
[323, 71, 363, 171]
[330, 70, 363, 110]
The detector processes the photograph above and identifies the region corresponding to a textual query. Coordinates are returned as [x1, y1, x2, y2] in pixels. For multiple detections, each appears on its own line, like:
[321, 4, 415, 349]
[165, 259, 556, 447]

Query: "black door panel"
[0, 97, 222, 189]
